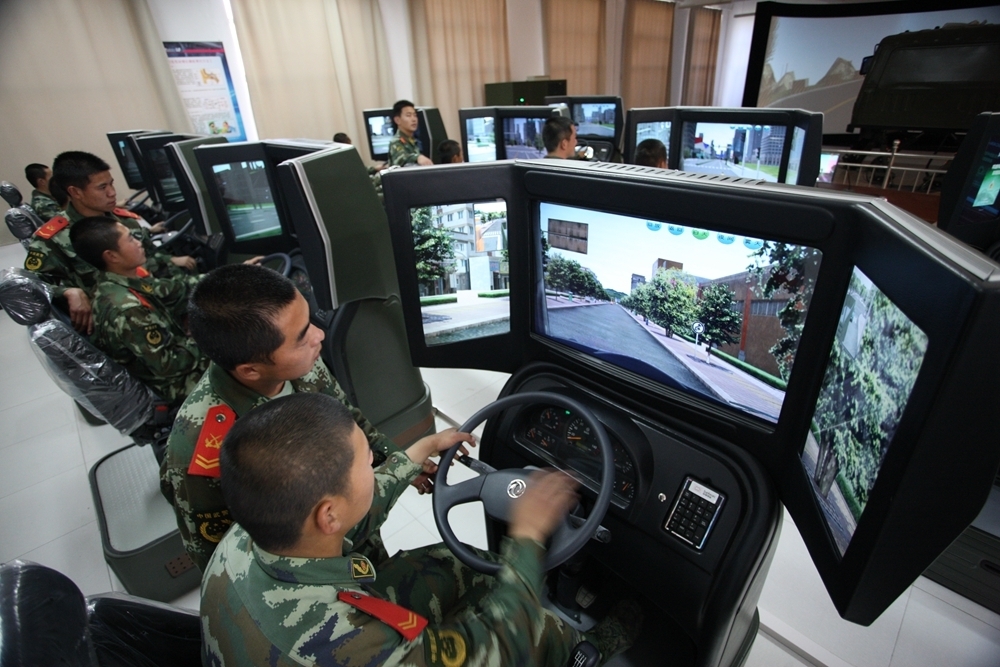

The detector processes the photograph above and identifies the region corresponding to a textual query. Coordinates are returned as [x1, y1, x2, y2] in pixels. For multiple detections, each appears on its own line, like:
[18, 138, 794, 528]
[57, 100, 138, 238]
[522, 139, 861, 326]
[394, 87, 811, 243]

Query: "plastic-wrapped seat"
[0, 179, 22, 208]
[0, 560, 201, 667]
[4, 204, 43, 249]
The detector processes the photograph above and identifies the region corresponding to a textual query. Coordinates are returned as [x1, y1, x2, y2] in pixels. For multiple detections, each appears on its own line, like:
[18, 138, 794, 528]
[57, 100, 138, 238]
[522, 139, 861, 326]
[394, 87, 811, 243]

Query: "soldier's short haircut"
[24, 163, 48, 188]
[221, 392, 356, 551]
[188, 263, 299, 371]
[69, 216, 122, 271]
[634, 139, 667, 168]
[333, 132, 351, 144]
[434, 140, 462, 165]
[542, 116, 575, 154]
[52, 151, 111, 193]
[391, 99, 416, 129]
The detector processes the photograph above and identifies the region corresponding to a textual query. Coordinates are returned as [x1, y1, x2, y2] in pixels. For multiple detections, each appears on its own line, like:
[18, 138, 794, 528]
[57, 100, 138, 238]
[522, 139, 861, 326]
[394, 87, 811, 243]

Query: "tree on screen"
[545, 255, 609, 301]
[623, 268, 697, 338]
[697, 283, 742, 360]
[748, 242, 820, 381]
[411, 207, 455, 292]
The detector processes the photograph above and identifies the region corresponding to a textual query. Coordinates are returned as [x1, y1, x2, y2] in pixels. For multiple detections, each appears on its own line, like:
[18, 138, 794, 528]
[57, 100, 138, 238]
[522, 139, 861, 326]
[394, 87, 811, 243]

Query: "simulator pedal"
[664, 477, 725, 550]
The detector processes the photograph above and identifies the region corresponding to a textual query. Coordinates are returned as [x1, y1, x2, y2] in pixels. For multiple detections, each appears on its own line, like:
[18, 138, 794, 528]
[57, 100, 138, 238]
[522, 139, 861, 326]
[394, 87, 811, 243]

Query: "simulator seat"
[0, 269, 201, 601]
[4, 204, 44, 248]
[277, 144, 435, 447]
[0, 560, 201, 667]
[0, 179, 22, 208]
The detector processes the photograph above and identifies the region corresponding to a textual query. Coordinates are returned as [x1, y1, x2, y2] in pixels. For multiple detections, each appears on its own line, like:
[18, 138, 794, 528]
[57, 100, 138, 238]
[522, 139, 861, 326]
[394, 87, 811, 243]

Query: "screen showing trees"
[409, 201, 510, 346]
[536, 202, 821, 423]
[801, 267, 928, 556]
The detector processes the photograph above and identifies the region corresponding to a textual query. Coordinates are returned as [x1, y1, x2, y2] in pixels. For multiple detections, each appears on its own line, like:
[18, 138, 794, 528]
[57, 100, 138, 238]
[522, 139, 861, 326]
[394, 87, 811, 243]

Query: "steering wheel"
[433, 392, 615, 575]
[156, 215, 195, 250]
[258, 252, 292, 277]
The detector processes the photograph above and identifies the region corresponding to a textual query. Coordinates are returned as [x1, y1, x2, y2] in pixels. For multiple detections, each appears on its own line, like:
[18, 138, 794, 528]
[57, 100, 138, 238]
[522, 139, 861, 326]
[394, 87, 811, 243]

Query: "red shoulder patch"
[127, 288, 153, 309]
[34, 216, 69, 239]
[113, 207, 141, 220]
[135, 266, 150, 278]
[338, 591, 428, 641]
[188, 405, 236, 478]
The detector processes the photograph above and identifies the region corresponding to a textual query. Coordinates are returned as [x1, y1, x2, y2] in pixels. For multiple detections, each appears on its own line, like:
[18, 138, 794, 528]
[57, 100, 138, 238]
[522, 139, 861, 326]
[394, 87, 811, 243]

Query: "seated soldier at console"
[69, 216, 207, 407]
[634, 139, 668, 169]
[161, 264, 446, 571]
[544, 116, 578, 160]
[24, 151, 197, 334]
[24, 163, 63, 221]
[388, 99, 434, 167]
[202, 392, 640, 666]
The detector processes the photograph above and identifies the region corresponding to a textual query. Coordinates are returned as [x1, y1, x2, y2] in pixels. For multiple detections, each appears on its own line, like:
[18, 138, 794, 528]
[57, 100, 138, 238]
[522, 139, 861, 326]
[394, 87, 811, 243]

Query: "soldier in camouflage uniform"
[161, 264, 437, 571]
[23, 151, 196, 333]
[201, 393, 637, 667]
[69, 217, 207, 406]
[24, 163, 63, 221]
[389, 100, 434, 168]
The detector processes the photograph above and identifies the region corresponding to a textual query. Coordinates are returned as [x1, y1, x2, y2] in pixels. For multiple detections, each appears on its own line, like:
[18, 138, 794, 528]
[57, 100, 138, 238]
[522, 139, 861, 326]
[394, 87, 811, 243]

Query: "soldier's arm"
[346, 452, 422, 548]
[314, 361, 402, 457]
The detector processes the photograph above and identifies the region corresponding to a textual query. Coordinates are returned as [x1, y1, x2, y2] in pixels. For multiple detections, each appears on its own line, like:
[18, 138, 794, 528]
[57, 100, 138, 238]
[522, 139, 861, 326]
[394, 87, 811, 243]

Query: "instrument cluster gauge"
[617, 478, 636, 503]
[565, 417, 599, 456]
[539, 407, 563, 431]
[525, 426, 557, 451]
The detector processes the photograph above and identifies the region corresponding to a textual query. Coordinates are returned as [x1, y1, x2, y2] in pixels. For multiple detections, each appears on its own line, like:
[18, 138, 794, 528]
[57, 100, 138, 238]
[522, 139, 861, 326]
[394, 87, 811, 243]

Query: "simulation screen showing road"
[502, 118, 547, 159]
[465, 116, 497, 162]
[211, 160, 282, 241]
[801, 267, 928, 556]
[368, 115, 393, 156]
[681, 122, 785, 183]
[635, 121, 672, 162]
[409, 200, 510, 346]
[574, 103, 616, 138]
[535, 202, 823, 423]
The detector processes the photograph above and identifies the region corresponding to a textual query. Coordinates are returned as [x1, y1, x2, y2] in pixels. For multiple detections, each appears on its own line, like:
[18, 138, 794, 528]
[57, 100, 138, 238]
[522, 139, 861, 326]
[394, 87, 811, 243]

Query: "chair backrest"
[5, 204, 43, 248]
[0, 180, 23, 208]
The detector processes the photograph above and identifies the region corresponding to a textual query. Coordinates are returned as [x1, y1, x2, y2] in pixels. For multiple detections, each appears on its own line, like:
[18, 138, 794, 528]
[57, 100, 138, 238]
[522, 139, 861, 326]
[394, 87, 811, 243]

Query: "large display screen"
[408, 200, 510, 346]
[574, 103, 616, 138]
[680, 122, 785, 183]
[782, 126, 807, 185]
[536, 202, 821, 423]
[635, 122, 672, 163]
[211, 160, 282, 241]
[117, 139, 144, 187]
[368, 114, 394, 157]
[465, 116, 497, 163]
[146, 147, 183, 204]
[753, 6, 1000, 133]
[502, 118, 547, 160]
[801, 267, 928, 556]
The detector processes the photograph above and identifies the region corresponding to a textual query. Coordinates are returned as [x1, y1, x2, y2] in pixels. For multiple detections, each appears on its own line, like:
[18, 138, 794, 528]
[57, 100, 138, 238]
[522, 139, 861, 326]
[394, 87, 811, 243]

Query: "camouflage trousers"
[369, 543, 582, 663]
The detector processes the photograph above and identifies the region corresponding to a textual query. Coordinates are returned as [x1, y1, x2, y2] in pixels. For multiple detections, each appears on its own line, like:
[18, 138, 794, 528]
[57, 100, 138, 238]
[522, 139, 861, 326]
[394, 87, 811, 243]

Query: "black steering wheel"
[258, 252, 293, 277]
[433, 392, 615, 575]
[156, 215, 195, 249]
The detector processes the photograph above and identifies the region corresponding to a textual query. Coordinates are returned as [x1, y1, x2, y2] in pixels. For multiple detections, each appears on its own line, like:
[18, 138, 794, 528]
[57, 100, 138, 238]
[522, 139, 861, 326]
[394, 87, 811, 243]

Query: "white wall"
[715, 0, 758, 108]
[144, 0, 258, 139]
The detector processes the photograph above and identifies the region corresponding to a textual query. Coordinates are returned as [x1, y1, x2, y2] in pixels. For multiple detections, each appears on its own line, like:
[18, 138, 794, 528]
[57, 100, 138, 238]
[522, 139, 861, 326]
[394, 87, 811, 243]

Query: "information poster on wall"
[163, 41, 247, 142]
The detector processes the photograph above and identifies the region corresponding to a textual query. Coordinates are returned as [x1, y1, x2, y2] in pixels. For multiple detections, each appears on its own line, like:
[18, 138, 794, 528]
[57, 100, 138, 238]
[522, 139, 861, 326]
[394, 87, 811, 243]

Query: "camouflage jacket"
[201, 464, 580, 666]
[388, 130, 422, 167]
[23, 203, 178, 299]
[160, 359, 402, 571]
[91, 269, 206, 406]
[30, 190, 62, 221]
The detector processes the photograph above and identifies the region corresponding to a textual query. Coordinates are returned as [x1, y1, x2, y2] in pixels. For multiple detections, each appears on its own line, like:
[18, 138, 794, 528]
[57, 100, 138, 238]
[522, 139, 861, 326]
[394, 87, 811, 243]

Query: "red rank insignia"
[127, 289, 153, 310]
[113, 207, 141, 219]
[188, 405, 236, 478]
[136, 266, 150, 278]
[338, 591, 428, 641]
[34, 216, 69, 239]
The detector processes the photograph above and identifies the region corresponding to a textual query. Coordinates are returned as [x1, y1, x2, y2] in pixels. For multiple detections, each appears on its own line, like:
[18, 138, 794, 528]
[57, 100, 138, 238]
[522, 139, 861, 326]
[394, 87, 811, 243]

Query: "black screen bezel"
[107, 130, 169, 191]
[132, 133, 200, 211]
[362, 108, 394, 162]
[459, 107, 500, 163]
[546, 95, 625, 148]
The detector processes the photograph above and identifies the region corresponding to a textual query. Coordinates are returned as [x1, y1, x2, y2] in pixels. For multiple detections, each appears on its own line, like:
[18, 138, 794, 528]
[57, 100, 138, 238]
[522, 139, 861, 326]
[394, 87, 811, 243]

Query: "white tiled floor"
[2, 240, 1000, 666]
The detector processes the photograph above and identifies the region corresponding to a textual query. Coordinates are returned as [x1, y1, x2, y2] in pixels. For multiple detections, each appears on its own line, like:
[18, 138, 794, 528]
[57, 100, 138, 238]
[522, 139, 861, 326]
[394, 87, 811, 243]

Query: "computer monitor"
[624, 108, 680, 165]
[195, 140, 328, 255]
[165, 136, 228, 236]
[938, 112, 1000, 258]
[546, 95, 624, 148]
[130, 133, 201, 211]
[107, 130, 169, 191]
[496, 106, 560, 160]
[459, 107, 499, 163]
[362, 109, 394, 162]
[382, 159, 1000, 625]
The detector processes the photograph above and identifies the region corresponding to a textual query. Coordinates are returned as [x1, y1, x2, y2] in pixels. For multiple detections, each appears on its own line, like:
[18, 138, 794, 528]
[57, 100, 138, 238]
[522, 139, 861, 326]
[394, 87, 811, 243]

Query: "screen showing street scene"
[536, 202, 822, 423]
[211, 160, 281, 241]
[465, 116, 497, 162]
[681, 122, 785, 182]
[368, 115, 393, 156]
[636, 122, 672, 162]
[409, 200, 510, 346]
[800, 267, 928, 556]
[574, 103, 616, 138]
[502, 118, 547, 159]
[782, 126, 807, 185]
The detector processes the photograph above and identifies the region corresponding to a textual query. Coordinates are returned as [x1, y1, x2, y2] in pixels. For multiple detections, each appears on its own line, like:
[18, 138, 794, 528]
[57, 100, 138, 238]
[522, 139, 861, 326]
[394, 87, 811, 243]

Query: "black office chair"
[0, 180, 22, 208]
[0, 560, 201, 667]
[5, 204, 45, 248]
